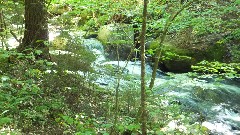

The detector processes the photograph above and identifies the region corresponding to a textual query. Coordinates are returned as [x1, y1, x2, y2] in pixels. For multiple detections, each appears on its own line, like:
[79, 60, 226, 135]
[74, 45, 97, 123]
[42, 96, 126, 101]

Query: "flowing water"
[83, 38, 240, 135]
[5, 31, 240, 135]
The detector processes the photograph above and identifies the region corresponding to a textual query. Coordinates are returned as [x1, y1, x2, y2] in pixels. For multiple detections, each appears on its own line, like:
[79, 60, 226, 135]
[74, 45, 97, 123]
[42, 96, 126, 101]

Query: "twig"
[10, 30, 21, 43]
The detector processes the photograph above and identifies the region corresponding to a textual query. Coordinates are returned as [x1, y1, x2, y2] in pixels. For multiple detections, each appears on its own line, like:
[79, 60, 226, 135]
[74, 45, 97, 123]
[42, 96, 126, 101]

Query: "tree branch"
[10, 30, 21, 43]
[149, 0, 198, 89]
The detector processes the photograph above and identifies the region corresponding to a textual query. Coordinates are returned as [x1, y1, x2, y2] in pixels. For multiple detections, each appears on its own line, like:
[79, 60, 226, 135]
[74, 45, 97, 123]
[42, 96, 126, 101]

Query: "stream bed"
[83, 38, 240, 135]
[5, 30, 240, 135]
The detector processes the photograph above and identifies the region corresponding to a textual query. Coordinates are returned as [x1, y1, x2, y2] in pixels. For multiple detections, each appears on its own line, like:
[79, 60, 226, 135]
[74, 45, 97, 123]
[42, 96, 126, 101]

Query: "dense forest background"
[0, 0, 239, 134]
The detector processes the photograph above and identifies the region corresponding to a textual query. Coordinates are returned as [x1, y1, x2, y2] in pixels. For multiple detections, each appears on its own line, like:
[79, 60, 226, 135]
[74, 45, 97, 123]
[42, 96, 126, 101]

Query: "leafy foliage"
[192, 60, 240, 76]
[0, 47, 102, 134]
[1, 0, 239, 134]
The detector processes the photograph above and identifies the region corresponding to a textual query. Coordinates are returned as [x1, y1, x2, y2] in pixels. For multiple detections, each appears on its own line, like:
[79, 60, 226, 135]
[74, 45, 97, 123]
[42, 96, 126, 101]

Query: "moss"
[149, 40, 196, 72]
[149, 40, 189, 56]
[163, 43, 189, 55]
[230, 45, 240, 62]
[206, 43, 227, 62]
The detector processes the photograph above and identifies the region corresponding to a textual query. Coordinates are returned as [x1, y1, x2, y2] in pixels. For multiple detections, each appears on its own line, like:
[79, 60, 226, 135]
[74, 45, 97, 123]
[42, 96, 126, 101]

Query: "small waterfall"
[82, 38, 153, 76]
[82, 38, 106, 63]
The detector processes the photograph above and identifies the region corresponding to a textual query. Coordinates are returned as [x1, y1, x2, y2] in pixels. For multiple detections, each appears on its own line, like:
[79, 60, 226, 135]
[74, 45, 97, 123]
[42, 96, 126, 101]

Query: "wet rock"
[84, 32, 98, 39]
[232, 109, 239, 113]
[231, 126, 238, 130]
[149, 30, 236, 73]
[97, 23, 134, 60]
[164, 59, 194, 73]
[99, 82, 108, 86]
[170, 100, 182, 105]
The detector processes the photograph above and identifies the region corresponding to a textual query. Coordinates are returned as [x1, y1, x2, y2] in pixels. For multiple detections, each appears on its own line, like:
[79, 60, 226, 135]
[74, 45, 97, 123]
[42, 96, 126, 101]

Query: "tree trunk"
[149, 1, 195, 90]
[0, 10, 3, 33]
[140, 0, 148, 134]
[19, 0, 49, 59]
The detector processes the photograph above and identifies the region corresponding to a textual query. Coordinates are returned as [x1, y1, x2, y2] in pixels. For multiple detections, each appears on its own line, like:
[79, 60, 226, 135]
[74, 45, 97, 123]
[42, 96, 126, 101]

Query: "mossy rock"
[149, 41, 195, 72]
[98, 24, 134, 60]
[149, 33, 229, 73]
[164, 58, 194, 73]
[104, 44, 133, 60]
[197, 43, 227, 62]
[149, 41, 190, 56]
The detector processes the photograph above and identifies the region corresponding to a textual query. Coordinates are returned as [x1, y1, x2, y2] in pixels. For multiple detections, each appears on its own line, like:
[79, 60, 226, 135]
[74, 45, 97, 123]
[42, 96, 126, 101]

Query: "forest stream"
[6, 31, 240, 135]
[2, 0, 240, 134]
[82, 38, 240, 135]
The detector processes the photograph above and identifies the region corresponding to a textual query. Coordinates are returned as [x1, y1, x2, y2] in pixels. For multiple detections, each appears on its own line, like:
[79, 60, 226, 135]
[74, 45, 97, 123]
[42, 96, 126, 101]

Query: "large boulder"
[150, 30, 232, 73]
[97, 23, 135, 60]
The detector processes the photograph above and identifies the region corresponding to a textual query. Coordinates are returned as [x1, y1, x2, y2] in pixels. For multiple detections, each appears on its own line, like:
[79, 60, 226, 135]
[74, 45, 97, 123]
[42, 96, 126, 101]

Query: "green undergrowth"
[0, 48, 110, 134]
[1, 0, 239, 134]
[192, 60, 240, 78]
[0, 48, 209, 134]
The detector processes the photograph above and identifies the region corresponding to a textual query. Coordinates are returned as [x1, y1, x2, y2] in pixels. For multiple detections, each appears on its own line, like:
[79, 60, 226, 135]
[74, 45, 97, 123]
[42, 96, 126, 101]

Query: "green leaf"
[0, 53, 10, 59]
[147, 49, 155, 55]
[236, 0, 240, 4]
[36, 40, 44, 43]
[102, 123, 113, 128]
[1, 76, 10, 82]
[0, 117, 12, 126]
[117, 125, 125, 132]
[126, 124, 140, 130]
[62, 115, 74, 125]
[35, 50, 43, 55]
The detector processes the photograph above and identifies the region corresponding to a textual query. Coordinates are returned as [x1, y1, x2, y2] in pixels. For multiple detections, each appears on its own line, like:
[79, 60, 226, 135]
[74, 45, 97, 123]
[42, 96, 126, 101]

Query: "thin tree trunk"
[140, 0, 148, 134]
[113, 43, 120, 134]
[0, 10, 3, 33]
[0, 9, 4, 48]
[149, 1, 195, 90]
[19, 0, 50, 59]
